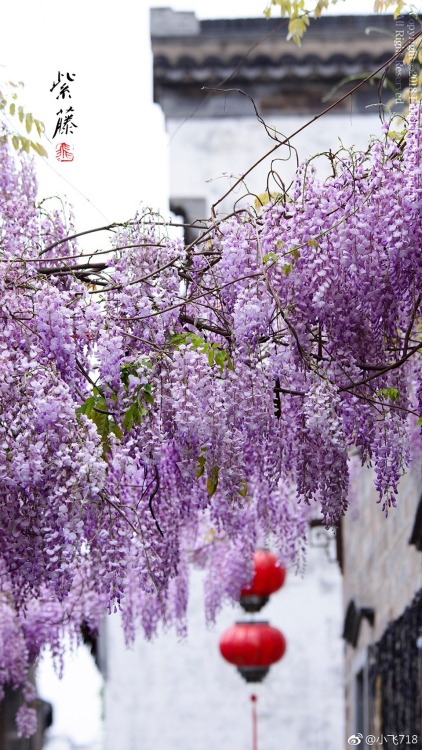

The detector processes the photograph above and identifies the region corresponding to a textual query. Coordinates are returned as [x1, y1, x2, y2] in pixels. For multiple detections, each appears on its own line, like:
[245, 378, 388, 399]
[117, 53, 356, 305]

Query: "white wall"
[168, 113, 384, 217]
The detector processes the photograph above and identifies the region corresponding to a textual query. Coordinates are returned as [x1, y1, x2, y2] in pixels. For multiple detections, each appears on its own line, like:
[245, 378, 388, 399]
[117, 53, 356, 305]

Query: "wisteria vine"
[0, 100, 421, 735]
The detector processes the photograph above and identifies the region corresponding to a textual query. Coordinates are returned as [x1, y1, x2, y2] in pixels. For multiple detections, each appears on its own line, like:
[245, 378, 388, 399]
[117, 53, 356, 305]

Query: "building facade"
[342, 464, 422, 745]
[151, 7, 395, 220]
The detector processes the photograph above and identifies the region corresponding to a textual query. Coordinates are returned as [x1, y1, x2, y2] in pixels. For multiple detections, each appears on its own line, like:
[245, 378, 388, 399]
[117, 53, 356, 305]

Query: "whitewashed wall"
[168, 113, 384, 217]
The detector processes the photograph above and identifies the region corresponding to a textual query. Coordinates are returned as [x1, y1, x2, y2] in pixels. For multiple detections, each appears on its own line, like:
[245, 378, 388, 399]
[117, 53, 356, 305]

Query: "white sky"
[0, 0, 411, 746]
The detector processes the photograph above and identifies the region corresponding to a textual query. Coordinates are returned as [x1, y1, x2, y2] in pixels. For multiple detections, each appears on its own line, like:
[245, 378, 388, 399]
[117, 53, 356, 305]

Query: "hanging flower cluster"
[0, 106, 421, 735]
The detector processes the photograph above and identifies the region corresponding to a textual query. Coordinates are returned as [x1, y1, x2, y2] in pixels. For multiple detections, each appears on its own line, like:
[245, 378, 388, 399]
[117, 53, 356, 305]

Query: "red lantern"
[240, 550, 286, 613]
[219, 621, 286, 682]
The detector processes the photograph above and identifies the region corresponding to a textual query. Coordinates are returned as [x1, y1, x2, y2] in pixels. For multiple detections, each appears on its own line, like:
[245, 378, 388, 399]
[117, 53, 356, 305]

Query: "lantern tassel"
[251, 694, 258, 750]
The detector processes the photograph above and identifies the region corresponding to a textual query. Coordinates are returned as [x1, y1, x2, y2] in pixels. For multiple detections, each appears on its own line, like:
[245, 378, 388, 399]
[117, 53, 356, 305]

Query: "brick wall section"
[343, 461, 422, 740]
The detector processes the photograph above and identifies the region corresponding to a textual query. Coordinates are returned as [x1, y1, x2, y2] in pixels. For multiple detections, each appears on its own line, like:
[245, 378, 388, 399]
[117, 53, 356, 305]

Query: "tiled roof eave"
[154, 61, 393, 84]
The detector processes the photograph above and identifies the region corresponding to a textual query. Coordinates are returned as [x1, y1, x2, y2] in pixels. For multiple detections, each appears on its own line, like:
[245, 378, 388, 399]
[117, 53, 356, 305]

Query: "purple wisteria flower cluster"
[0, 106, 421, 735]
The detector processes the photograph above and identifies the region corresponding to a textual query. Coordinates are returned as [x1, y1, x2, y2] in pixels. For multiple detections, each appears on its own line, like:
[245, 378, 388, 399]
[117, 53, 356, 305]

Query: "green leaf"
[190, 334, 206, 350]
[282, 263, 292, 275]
[34, 119, 44, 137]
[196, 454, 206, 479]
[111, 422, 123, 440]
[314, 0, 329, 18]
[122, 402, 147, 432]
[120, 358, 152, 388]
[77, 393, 121, 456]
[254, 191, 282, 208]
[239, 479, 248, 498]
[143, 388, 154, 405]
[11, 135, 19, 151]
[9, 102, 15, 116]
[92, 408, 111, 446]
[287, 15, 310, 45]
[417, 417, 422, 427]
[18, 106, 24, 123]
[167, 333, 190, 348]
[30, 141, 48, 157]
[120, 365, 131, 389]
[119, 361, 155, 432]
[215, 350, 226, 372]
[206, 465, 219, 497]
[262, 251, 278, 264]
[25, 112, 33, 134]
[76, 395, 97, 419]
[376, 387, 399, 402]
[167, 332, 232, 372]
[122, 404, 136, 432]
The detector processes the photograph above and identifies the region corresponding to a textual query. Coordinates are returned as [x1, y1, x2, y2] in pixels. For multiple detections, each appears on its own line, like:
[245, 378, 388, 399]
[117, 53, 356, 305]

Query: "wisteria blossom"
[0, 105, 421, 735]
